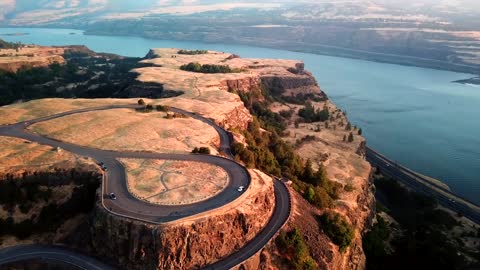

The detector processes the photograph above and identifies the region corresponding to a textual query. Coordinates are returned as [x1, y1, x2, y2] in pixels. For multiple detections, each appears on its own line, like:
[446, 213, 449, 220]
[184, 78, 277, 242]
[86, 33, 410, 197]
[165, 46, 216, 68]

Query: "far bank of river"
[1, 27, 479, 204]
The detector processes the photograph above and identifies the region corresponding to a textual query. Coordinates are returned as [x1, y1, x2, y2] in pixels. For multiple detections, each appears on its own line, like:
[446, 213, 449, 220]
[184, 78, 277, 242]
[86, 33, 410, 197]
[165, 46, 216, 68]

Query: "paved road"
[206, 180, 290, 270]
[366, 147, 480, 225]
[0, 104, 291, 269]
[0, 245, 116, 270]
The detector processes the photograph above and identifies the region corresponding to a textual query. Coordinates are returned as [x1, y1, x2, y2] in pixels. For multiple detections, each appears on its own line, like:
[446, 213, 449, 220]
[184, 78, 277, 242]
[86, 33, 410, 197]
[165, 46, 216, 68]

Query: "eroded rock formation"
[90, 170, 274, 270]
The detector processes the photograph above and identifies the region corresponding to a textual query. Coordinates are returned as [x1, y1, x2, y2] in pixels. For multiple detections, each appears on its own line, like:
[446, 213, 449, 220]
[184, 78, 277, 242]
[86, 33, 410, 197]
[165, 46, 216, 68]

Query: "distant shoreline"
[0, 26, 476, 77]
[453, 77, 480, 86]
[0, 32, 29, 36]
[84, 29, 480, 76]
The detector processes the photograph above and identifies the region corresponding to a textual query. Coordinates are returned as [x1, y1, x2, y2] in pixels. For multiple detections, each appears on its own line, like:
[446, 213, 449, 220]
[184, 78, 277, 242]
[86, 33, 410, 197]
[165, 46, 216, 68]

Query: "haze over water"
[2, 28, 479, 204]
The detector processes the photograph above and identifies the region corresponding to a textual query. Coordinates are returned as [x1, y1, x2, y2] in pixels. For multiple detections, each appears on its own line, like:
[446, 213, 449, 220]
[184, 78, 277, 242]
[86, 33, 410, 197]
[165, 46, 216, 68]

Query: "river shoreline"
[83, 29, 479, 76]
[2, 25, 477, 75]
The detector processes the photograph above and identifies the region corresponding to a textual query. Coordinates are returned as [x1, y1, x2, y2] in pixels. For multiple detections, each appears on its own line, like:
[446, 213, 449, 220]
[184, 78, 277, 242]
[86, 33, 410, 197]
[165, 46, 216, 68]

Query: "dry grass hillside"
[0, 98, 151, 125]
[0, 136, 96, 175]
[0, 46, 65, 73]
[29, 108, 220, 154]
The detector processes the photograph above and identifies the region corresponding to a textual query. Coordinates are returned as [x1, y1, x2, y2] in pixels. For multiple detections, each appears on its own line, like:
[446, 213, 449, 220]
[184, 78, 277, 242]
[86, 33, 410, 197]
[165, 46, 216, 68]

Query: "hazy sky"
[1, 0, 480, 23]
[3, 0, 479, 10]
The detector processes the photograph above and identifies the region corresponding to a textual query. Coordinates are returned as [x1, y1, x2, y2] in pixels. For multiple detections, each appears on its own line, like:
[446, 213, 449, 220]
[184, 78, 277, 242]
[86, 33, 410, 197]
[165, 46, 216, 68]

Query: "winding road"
[0, 104, 291, 269]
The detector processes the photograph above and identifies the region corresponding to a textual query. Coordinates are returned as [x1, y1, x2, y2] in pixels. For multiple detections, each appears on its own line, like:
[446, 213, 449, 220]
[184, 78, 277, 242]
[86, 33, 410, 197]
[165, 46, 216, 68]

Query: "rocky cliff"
[220, 58, 375, 270]
[89, 170, 275, 270]
[0, 45, 65, 73]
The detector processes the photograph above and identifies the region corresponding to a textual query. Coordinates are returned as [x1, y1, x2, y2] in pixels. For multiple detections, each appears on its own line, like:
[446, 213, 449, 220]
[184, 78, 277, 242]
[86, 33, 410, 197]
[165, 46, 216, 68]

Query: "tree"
[304, 187, 315, 203]
[156, 104, 170, 112]
[312, 164, 328, 187]
[302, 159, 315, 184]
[145, 104, 154, 112]
[138, 99, 146, 105]
[358, 128, 363, 135]
[298, 102, 329, 123]
[348, 132, 354, 142]
[192, 147, 211, 154]
[318, 211, 355, 252]
[343, 134, 347, 142]
[346, 122, 352, 131]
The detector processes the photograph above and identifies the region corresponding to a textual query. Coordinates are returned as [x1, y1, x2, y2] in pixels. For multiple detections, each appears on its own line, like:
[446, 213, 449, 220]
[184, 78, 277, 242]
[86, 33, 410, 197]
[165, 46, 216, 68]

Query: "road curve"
[366, 147, 480, 225]
[0, 105, 248, 223]
[0, 245, 116, 270]
[0, 104, 291, 269]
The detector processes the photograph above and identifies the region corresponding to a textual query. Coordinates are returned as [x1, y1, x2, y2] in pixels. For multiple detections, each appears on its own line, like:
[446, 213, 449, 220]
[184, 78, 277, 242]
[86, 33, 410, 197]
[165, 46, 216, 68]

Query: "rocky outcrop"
[0, 55, 65, 73]
[344, 171, 375, 270]
[90, 170, 274, 270]
[220, 103, 253, 131]
[223, 76, 262, 93]
[260, 71, 323, 96]
[356, 140, 367, 158]
[145, 49, 159, 60]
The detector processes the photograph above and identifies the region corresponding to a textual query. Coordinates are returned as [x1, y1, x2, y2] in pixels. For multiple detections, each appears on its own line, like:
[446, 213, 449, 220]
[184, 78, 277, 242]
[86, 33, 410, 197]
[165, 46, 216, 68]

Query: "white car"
[237, 186, 245, 192]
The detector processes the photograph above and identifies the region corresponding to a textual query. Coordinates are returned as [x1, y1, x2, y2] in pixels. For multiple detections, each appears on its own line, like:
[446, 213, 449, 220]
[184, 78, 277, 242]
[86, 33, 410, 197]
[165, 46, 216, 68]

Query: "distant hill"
[1, 1, 479, 73]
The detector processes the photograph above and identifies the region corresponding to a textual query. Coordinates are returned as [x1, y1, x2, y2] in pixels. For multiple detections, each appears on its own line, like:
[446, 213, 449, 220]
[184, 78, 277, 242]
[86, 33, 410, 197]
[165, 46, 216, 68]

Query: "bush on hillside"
[177, 49, 208, 55]
[318, 211, 355, 252]
[298, 102, 329, 123]
[192, 147, 211, 154]
[276, 228, 317, 270]
[180, 62, 239, 73]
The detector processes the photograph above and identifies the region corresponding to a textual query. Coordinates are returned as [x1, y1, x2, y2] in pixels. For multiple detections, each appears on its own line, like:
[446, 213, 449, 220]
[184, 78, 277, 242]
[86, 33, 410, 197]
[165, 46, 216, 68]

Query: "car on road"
[101, 164, 108, 171]
[237, 186, 245, 192]
[109, 193, 117, 200]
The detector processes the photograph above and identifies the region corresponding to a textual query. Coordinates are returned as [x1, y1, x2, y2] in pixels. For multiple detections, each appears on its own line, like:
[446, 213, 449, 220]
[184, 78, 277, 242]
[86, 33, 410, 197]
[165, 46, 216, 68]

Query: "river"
[1, 27, 479, 204]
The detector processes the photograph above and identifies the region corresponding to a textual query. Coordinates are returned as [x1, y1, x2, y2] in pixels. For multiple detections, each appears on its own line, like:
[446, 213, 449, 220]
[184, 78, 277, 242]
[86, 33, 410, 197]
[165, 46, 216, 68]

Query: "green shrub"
[347, 132, 354, 142]
[192, 147, 211, 154]
[137, 99, 146, 105]
[180, 62, 238, 73]
[177, 49, 208, 55]
[156, 104, 170, 112]
[362, 215, 390, 269]
[298, 102, 329, 123]
[276, 228, 317, 270]
[318, 211, 355, 252]
[346, 122, 352, 131]
[344, 183, 355, 192]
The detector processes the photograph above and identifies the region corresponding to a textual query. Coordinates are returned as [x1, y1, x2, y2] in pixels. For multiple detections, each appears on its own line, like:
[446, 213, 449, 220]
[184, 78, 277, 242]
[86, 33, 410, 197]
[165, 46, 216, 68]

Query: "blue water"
[1, 27, 479, 204]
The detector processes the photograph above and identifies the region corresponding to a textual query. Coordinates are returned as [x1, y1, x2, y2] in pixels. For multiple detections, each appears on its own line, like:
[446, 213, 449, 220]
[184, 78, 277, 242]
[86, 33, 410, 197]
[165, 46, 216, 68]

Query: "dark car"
[109, 193, 117, 200]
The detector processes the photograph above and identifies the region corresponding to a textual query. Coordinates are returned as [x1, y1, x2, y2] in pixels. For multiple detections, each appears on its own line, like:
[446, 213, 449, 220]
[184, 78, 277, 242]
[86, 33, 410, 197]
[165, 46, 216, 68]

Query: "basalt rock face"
[90, 171, 274, 270]
[260, 71, 324, 97]
[220, 103, 253, 131]
[0, 55, 65, 73]
[223, 76, 262, 93]
[344, 173, 376, 270]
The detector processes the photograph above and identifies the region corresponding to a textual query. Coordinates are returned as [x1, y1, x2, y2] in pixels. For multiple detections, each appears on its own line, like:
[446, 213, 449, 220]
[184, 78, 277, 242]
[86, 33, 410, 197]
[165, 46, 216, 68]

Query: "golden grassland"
[0, 136, 96, 175]
[28, 108, 219, 154]
[120, 158, 229, 205]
